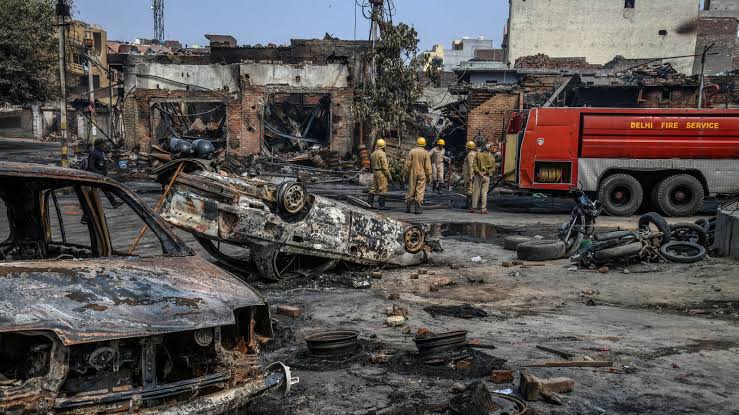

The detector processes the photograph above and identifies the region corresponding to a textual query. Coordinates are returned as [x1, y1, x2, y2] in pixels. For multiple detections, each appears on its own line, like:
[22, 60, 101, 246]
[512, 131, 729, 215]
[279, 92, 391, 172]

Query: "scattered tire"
[670, 222, 708, 247]
[660, 241, 706, 264]
[597, 174, 644, 217]
[517, 240, 566, 261]
[503, 235, 532, 251]
[593, 242, 643, 260]
[638, 212, 672, 245]
[655, 174, 704, 217]
[593, 230, 635, 242]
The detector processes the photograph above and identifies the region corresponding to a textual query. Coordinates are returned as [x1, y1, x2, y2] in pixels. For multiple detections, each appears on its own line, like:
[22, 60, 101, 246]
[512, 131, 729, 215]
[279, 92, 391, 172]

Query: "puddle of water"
[440, 223, 518, 243]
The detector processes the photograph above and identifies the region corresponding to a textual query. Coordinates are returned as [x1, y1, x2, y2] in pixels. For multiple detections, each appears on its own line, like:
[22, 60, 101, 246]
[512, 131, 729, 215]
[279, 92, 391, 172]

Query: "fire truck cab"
[501, 107, 739, 217]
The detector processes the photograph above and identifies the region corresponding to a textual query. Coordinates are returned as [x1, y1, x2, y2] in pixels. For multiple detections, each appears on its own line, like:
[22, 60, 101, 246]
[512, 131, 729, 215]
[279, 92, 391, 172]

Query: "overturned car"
[156, 160, 431, 280]
[0, 162, 295, 414]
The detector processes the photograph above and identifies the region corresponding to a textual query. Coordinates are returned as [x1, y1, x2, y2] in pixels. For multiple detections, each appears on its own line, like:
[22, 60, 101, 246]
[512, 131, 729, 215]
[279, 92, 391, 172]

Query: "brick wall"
[466, 90, 520, 144]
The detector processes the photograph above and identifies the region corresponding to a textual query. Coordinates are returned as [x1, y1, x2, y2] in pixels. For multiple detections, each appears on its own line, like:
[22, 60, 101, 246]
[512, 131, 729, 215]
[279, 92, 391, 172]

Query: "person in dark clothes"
[86, 139, 123, 208]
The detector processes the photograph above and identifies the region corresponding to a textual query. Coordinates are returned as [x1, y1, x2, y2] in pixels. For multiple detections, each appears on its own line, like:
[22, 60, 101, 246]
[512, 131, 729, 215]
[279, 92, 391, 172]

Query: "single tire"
[517, 240, 566, 261]
[670, 222, 708, 247]
[593, 230, 635, 242]
[638, 212, 672, 245]
[655, 174, 704, 217]
[598, 174, 644, 217]
[660, 241, 706, 264]
[503, 235, 532, 251]
[593, 242, 643, 260]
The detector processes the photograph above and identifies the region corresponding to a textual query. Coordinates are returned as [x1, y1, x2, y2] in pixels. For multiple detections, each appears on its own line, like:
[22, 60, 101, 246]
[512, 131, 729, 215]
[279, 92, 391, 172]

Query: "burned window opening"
[0, 332, 53, 382]
[151, 101, 227, 151]
[625, 0, 635, 8]
[263, 93, 332, 154]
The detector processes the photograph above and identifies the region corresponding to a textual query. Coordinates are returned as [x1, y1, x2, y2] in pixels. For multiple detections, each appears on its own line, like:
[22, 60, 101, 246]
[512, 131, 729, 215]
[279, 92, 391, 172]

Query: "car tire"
[503, 235, 531, 251]
[655, 174, 704, 217]
[593, 242, 643, 260]
[669, 222, 708, 247]
[598, 174, 644, 217]
[517, 240, 566, 261]
[638, 212, 671, 245]
[660, 241, 706, 264]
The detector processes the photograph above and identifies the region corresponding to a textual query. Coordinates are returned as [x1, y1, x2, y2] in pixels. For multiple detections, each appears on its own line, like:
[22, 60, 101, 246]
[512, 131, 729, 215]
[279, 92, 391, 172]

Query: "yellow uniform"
[369, 149, 391, 195]
[428, 146, 446, 184]
[471, 151, 495, 211]
[405, 147, 432, 205]
[463, 150, 477, 196]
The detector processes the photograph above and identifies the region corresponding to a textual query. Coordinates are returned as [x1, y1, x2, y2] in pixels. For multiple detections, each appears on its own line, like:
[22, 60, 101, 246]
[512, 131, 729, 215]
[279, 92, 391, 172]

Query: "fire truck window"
[625, 0, 635, 8]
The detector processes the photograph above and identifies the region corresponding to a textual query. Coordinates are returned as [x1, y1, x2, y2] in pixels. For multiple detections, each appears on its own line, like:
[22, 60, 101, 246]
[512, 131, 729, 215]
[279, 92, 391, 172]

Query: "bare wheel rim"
[282, 183, 306, 213]
[404, 226, 425, 253]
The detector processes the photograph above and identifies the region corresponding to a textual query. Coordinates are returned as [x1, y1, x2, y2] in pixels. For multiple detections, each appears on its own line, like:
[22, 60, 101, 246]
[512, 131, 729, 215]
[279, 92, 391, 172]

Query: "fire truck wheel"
[516, 240, 566, 261]
[597, 174, 644, 217]
[655, 174, 704, 217]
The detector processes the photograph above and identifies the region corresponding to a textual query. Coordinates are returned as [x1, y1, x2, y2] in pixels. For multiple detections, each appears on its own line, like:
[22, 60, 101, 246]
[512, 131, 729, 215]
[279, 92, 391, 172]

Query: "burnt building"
[113, 37, 369, 157]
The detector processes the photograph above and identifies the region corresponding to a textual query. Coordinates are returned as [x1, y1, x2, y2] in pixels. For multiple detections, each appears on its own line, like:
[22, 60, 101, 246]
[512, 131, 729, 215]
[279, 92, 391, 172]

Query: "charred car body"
[155, 160, 431, 280]
[0, 162, 295, 414]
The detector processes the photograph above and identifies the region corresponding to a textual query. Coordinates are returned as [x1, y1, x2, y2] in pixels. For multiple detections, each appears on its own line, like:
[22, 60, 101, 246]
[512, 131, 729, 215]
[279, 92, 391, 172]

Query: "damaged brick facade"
[466, 88, 520, 144]
[116, 39, 368, 157]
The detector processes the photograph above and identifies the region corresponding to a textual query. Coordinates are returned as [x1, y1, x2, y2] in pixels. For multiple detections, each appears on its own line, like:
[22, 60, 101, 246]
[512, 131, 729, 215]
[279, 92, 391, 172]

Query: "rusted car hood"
[0, 256, 265, 345]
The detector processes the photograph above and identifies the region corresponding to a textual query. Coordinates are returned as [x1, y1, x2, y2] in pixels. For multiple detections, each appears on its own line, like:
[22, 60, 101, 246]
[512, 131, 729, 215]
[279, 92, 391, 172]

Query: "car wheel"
[278, 181, 307, 215]
[655, 174, 704, 217]
[670, 222, 708, 247]
[638, 212, 672, 245]
[593, 242, 643, 260]
[517, 240, 566, 261]
[597, 174, 643, 217]
[404, 225, 426, 254]
[660, 241, 706, 264]
[503, 235, 531, 251]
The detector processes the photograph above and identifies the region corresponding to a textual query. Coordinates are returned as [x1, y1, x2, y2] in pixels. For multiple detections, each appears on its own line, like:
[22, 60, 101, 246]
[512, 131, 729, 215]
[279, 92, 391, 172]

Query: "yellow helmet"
[437, 139, 445, 146]
[466, 141, 476, 150]
[417, 137, 426, 147]
[376, 139, 386, 149]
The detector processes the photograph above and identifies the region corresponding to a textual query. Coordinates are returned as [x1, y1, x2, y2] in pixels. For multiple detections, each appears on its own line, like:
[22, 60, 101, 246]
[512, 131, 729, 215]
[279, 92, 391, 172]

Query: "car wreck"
[154, 160, 433, 281]
[0, 162, 296, 414]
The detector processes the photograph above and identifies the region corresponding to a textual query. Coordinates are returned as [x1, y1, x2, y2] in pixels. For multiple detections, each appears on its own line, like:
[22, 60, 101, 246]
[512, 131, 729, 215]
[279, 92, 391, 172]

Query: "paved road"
[0, 137, 63, 165]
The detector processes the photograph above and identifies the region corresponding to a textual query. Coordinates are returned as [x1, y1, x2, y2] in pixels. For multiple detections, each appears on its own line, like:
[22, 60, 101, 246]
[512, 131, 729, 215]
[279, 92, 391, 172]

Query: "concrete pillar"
[32, 105, 42, 139]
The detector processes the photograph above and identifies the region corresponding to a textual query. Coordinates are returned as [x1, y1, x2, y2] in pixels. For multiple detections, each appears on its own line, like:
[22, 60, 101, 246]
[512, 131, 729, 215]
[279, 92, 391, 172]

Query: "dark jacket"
[86, 148, 108, 176]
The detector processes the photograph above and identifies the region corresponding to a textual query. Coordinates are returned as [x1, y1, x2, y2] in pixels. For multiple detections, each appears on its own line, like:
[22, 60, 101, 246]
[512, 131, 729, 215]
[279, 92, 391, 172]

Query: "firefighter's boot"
[406, 201, 412, 213]
[367, 194, 375, 209]
[415, 202, 423, 215]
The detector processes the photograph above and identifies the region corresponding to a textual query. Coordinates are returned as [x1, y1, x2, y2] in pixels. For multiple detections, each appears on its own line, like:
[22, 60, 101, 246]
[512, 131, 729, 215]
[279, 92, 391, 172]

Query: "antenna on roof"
[152, 0, 164, 43]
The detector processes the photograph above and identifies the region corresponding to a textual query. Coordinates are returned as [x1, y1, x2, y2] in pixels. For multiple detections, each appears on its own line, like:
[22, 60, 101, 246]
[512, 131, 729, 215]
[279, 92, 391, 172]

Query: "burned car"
[155, 160, 431, 280]
[0, 162, 296, 414]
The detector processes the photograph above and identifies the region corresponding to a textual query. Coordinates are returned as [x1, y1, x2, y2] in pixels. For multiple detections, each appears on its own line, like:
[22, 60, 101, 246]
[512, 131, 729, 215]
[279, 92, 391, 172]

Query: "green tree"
[0, 0, 58, 106]
[353, 21, 428, 142]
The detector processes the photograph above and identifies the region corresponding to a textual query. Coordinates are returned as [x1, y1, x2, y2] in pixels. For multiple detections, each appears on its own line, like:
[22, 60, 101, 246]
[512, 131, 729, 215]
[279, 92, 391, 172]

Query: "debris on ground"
[276, 304, 303, 317]
[423, 304, 489, 319]
[519, 372, 575, 402]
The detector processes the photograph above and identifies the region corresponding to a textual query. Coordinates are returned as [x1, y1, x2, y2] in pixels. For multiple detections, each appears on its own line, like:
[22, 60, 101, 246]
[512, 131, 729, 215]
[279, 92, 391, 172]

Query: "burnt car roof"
[0, 161, 114, 183]
[0, 256, 266, 345]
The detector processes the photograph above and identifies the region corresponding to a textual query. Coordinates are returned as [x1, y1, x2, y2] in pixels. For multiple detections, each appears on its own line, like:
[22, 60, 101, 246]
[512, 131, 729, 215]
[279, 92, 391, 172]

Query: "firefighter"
[405, 137, 432, 214]
[462, 141, 477, 209]
[471, 143, 495, 214]
[428, 138, 449, 193]
[367, 138, 392, 210]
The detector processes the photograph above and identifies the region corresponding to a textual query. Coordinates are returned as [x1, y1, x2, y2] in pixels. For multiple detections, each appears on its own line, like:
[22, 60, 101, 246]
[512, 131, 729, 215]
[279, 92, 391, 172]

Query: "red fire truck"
[501, 107, 739, 216]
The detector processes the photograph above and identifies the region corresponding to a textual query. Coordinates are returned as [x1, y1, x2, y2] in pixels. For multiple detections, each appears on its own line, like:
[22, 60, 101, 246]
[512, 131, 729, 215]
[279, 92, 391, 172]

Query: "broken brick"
[490, 370, 514, 384]
[416, 327, 432, 337]
[410, 272, 419, 279]
[455, 359, 473, 369]
[388, 293, 400, 300]
[371, 271, 383, 279]
[275, 305, 301, 317]
[519, 372, 574, 401]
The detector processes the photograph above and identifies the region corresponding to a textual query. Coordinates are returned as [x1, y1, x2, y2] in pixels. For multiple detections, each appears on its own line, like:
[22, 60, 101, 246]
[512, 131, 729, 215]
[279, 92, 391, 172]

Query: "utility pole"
[367, 0, 384, 89]
[56, 0, 70, 167]
[698, 43, 715, 109]
[84, 34, 97, 144]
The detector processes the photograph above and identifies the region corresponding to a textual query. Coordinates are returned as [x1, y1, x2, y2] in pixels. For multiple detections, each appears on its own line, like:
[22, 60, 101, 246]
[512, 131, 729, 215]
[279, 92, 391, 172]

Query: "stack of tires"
[598, 173, 704, 217]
